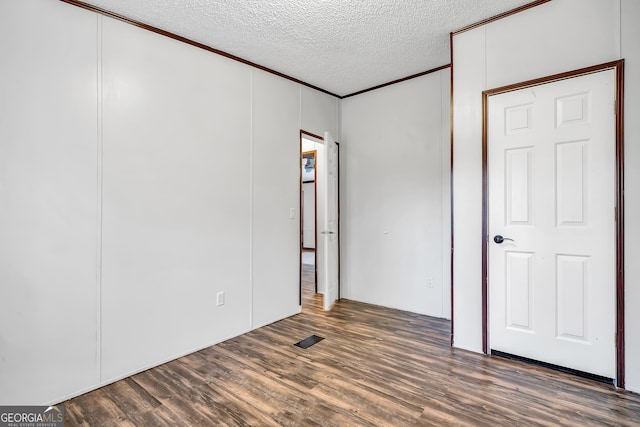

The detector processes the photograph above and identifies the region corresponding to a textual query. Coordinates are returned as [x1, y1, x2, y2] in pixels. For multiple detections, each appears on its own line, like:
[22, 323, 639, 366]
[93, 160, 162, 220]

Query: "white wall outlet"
[216, 291, 225, 306]
[426, 277, 434, 288]
[289, 207, 295, 219]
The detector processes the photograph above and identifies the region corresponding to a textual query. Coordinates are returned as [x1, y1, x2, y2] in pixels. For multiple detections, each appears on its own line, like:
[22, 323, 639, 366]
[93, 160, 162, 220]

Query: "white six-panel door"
[488, 70, 616, 378]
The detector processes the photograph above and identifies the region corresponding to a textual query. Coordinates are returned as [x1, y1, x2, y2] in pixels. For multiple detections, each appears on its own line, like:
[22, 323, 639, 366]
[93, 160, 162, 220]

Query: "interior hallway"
[301, 249, 317, 309]
[63, 259, 640, 426]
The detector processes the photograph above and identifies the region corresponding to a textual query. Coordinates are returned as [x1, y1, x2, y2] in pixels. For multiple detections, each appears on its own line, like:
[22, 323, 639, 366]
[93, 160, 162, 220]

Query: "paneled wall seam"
[249, 69, 254, 329]
[617, 0, 622, 59]
[436, 74, 442, 317]
[299, 87, 303, 306]
[438, 72, 445, 318]
[96, 12, 104, 385]
[299, 86, 303, 130]
[484, 26, 488, 91]
[619, 0, 640, 392]
[336, 96, 343, 297]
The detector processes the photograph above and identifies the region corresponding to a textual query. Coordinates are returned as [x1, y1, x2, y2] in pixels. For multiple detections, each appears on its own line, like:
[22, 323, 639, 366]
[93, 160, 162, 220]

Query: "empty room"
[1, 0, 640, 425]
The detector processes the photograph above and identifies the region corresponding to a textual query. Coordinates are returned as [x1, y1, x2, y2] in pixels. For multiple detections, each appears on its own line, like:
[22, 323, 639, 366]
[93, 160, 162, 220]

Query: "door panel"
[556, 141, 587, 226]
[556, 255, 589, 341]
[506, 147, 533, 225]
[488, 70, 616, 378]
[506, 251, 534, 331]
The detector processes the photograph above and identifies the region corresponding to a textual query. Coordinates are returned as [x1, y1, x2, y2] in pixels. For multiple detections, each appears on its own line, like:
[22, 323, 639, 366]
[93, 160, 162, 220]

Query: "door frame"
[481, 60, 625, 387]
[299, 130, 341, 305]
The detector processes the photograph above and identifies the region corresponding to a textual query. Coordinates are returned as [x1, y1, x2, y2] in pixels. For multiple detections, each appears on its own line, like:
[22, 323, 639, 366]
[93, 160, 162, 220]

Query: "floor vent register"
[294, 335, 324, 349]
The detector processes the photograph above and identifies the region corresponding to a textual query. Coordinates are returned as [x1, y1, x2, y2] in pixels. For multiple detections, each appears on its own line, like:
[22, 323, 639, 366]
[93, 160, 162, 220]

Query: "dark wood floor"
[65, 258, 640, 426]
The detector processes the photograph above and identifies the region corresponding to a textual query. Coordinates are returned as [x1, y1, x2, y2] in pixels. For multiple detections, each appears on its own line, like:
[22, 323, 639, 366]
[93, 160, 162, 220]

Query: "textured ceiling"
[79, 0, 535, 96]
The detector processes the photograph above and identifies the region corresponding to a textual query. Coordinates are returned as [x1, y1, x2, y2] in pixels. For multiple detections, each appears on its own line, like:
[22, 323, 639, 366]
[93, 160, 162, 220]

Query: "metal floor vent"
[294, 335, 324, 349]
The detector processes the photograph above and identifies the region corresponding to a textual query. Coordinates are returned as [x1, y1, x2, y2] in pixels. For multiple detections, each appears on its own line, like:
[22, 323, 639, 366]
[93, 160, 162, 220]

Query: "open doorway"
[301, 149, 317, 300]
[299, 132, 322, 308]
[299, 130, 340, 311]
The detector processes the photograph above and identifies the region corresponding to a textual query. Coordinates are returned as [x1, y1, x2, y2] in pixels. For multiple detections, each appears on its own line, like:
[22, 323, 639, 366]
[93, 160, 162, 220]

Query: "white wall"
[621, 0, 640, 394]
[302, 138, 316, 153]
[0, 0, 337, 404]
[0, 1, 99, 405]
[451, 26, 488, 353]
[301, 87, 339, 139]
[100, 17, 254, 380]
[251, 70, 302, 328]
[452, 0, 640, 391]
[341, 70, 452, 318]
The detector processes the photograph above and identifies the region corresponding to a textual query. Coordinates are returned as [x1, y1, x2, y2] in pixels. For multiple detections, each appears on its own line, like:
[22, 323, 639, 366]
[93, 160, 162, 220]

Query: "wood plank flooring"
[65, 259, 640, 426]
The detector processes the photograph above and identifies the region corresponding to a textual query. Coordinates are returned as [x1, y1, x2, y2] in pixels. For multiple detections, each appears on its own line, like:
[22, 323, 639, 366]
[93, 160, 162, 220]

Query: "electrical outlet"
[426, 277, 434, 288]
[216, 291, 225, 306]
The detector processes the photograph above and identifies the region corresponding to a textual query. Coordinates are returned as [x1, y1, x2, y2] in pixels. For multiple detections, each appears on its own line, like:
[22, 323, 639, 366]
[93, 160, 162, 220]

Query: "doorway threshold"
[491, 350, 614, 386]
